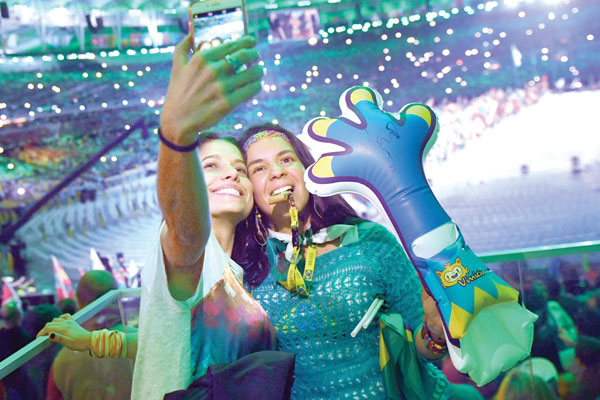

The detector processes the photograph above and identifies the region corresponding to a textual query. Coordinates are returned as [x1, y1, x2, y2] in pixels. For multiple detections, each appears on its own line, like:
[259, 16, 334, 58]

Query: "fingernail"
[50, 333, 55, 339]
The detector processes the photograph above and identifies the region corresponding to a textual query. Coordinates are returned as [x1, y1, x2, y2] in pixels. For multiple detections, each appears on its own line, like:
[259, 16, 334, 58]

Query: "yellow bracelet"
[90, 329, 127, 358]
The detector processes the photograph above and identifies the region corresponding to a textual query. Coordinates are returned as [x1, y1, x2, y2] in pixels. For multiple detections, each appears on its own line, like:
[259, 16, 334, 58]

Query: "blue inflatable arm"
[302, 86, 537, 386]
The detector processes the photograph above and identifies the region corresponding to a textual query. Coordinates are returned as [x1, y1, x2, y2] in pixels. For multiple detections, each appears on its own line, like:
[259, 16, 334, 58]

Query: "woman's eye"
[203, 162, 217, 169]
[252, 166, 265, 174]
[236, 167, 248, 175]
[282, 157, 293, 164]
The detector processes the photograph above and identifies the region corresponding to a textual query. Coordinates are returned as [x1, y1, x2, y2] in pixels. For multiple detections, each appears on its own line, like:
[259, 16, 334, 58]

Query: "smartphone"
[189, 0, 249, 52]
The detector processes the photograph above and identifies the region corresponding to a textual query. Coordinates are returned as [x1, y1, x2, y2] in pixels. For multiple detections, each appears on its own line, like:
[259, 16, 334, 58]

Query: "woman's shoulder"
[354, 220, 396, 242]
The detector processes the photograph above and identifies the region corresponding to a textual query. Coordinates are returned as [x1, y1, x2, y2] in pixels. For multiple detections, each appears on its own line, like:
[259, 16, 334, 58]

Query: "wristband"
[158, 129, 199, 153]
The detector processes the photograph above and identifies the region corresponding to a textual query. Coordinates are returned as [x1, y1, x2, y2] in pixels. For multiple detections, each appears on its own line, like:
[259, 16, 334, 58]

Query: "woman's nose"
[222, 165, 240, 181]
[269, 164, 285, 179]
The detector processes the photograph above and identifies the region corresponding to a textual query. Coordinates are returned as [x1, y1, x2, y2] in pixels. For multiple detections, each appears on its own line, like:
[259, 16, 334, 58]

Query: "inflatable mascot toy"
[301, 86, 537, 386]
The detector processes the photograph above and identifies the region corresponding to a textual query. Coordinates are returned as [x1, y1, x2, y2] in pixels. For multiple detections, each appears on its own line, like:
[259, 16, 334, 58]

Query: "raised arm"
[157, 35, 261, 295]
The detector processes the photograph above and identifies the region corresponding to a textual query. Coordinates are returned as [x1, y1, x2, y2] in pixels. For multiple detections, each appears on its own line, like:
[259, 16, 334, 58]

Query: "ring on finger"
[225, 54, 243, 73]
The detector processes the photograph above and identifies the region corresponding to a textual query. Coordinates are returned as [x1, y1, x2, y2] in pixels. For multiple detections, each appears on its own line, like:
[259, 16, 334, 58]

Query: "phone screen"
[192, 4, 246, 52]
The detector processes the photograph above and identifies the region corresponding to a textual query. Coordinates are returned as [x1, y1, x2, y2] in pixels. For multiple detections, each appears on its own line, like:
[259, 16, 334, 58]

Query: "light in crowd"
[17, 188, 26, 196]
[122, 100, 128, 106]
[24, 103, 31, 108]
[96, 72, 102, 78]
[588, 34, 595, 41]
[257, 111, 263, 117]
[148, 100, 156, 107]
[122, 65, 128, 71]
[299, 105, 306, 111]
[7, 163, 14, 170]
[29, 111, 35, 117]
[272, 119, 279, 125]
[37, 83, 43, 89]
[319, 111, 326, 116]
[101, 102, 107, 108]
[111, 156, 118, 162]
[234, 123, 243, 130]
[27, 83, 34, 89]
[0, 147, 3, 154]
[79, 105, 86, 111]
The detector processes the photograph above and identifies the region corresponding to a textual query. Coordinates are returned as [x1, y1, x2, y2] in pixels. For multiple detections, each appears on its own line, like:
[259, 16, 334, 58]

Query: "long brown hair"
[236, 123, 361, 288]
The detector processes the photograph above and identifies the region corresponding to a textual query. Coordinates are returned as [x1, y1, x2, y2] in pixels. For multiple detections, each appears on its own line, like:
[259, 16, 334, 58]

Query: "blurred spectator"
[0, 301, 37, 400]
[46, 270, 133, 400]
[21, 303, 62, 399]
[524, 281, 564, 373]
[540, 274, 578, 348]
[565, 336, 600, 399]
[546, 266, 600, 339]
[57, 298, 78, 315]
[494, 369, 557, 400]
[514, 357, 559, 394]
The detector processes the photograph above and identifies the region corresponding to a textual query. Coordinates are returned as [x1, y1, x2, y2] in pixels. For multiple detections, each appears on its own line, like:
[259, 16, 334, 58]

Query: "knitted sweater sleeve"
[359, 222, 425, 330]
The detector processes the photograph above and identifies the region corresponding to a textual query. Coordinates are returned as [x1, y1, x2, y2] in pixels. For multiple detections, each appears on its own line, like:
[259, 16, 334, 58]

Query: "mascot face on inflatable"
[437, 258, 469, 288]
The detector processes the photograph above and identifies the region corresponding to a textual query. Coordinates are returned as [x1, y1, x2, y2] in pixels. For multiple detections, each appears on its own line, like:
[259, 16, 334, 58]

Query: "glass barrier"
[0, 287, 140, 397]
[1, 241, 599, 399]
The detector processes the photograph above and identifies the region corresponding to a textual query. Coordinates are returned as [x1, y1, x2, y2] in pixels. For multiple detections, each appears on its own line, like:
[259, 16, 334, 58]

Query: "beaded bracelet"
[421, 317, 448, 356]
[158, 129, 199, 153]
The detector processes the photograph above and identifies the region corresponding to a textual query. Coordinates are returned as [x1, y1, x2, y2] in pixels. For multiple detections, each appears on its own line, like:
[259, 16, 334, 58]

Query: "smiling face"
[245, 136, 310, 233]
[198, 139, 253, 225]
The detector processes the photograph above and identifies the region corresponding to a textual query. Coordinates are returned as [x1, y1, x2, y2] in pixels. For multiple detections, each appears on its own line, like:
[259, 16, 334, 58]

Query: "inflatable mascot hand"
[301, 86, 537, 386]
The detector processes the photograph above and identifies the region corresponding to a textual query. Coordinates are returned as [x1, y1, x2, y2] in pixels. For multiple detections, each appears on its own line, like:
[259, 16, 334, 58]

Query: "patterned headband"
[242, 129, 291, 152]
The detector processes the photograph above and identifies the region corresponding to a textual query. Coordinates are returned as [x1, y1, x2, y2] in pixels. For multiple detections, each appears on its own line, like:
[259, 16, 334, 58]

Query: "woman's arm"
[415, 288, 447, 360]
[157, 35, 261, 296]
[36, 314, 138, 360]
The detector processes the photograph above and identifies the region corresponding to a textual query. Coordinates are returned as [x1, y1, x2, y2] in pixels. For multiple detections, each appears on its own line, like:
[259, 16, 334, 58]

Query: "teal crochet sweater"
[251, 221, 449, 399]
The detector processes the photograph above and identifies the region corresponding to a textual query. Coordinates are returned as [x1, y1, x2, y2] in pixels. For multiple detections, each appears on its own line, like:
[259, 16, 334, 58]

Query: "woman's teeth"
[214, 188, 241, 196]
[268, 186, 293, 205]
[271, 186, 292, 196]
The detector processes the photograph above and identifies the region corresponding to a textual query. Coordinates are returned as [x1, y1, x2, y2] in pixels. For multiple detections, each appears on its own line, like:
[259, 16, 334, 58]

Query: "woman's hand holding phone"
[160, 34, 262, 145]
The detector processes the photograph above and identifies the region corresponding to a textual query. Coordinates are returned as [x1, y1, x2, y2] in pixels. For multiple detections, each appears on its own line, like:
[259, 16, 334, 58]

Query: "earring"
[254, 210, 268, 247]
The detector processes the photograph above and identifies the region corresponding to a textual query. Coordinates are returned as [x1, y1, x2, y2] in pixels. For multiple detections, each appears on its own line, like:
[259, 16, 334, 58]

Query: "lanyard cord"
[277, 193, 317, 296]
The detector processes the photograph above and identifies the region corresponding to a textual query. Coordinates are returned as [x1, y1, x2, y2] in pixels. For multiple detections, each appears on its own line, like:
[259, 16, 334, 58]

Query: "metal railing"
[0, 287, 140, 380]
[1, 239, 599, 380]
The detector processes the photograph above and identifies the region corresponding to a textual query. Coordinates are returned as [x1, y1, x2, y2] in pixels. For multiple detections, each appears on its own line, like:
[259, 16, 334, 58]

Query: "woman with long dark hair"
[239, 123, 457, 399]
[38, 35, 295, 400]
